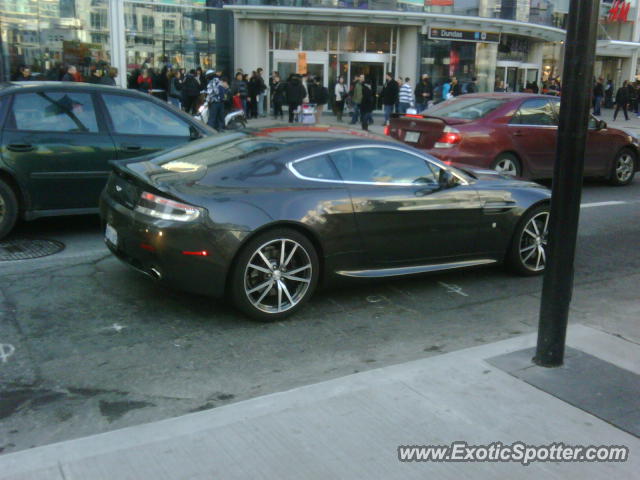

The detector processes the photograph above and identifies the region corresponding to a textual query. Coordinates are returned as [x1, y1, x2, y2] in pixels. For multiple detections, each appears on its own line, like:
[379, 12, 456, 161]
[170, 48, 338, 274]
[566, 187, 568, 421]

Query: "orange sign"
[297, 52, 307, 75]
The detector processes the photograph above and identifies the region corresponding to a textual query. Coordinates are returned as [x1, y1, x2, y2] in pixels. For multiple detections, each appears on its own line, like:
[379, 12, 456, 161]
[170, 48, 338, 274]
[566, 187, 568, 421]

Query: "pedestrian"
[285, 74, 306, 123]
[271, 74, 286, 120]
[441, 78, 452, 100]
[350, 75, 364, 124]
[627, 81, 638, 116]
[206, 70, 226, 132]
[137, 68, 153, 93]
[465, 76, 477, 94]
[333, 76, 348, 122]
[61, 65, 77, 82]
[168, 69, 183, 109]
[309, 77, 328, 123]
[248, 71, 261, 119]
[182, 69, 201, 115]
[381, 72, 399, 125]
[257, 68, 267, 117]
[398, 77, 413, 113]
[88, 66, 103, 84]
[231, 72, 249, 115]
[414, 74, 433, 112]
[16, 65, 33, 81]
[100, 67, 117, 86]
[360, 77, 374, 131]
[592, 76, 604, 116]
[494, 79, 505, 92]
[604, 79, 614, 108]
[613, 80, 630, 121]
[451, 76, 461, 97]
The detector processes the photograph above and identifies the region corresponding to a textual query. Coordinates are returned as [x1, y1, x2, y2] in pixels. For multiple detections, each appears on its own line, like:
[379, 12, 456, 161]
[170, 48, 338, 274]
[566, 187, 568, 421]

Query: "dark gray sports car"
[100, 126, 551, 320]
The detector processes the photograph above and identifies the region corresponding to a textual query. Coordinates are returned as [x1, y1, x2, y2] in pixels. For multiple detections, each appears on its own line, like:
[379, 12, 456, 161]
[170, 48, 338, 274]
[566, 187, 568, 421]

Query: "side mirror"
[189, 125, 202, 141]
[438, 169, 457, 189]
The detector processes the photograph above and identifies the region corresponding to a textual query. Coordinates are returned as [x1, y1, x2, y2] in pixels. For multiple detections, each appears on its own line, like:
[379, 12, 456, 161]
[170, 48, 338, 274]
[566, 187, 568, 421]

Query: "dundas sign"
[428, 27, 500, 44]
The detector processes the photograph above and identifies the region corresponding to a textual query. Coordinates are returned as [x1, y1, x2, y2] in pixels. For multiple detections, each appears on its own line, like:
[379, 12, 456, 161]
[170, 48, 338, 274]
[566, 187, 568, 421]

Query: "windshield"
[425, 98, 507, 120]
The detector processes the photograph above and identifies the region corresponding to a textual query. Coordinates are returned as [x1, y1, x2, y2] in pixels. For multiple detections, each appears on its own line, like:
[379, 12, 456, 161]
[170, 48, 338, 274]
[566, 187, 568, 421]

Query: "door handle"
[7, 143, 34, 152]
[120, 144, 142, 152]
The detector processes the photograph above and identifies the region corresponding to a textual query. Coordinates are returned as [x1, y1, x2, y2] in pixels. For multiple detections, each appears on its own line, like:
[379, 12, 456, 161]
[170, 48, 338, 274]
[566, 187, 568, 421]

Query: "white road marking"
[580, 201, 627, 208]
[105, 323, 127, 333]
[438, 282, 469, 297]
[0, 344, 15, 363]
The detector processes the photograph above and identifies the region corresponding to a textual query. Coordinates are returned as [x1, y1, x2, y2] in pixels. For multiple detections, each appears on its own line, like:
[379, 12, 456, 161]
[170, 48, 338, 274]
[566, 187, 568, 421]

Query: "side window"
[103, 94, 190, 136]
[11, 92, 99, 133]
[511, 99, 556, 126]
[330, 148, 435, 185]
[293, 155, 340, 181]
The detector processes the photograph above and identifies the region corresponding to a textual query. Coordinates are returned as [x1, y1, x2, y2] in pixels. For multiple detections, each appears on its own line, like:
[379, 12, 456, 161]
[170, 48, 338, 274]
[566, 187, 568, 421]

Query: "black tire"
[492, 153, 522, 177]
[609, 148, 636, 186]
[0, 179, 18, 240]
[506, 204, 550, 276]
[230, 228, 319, 321]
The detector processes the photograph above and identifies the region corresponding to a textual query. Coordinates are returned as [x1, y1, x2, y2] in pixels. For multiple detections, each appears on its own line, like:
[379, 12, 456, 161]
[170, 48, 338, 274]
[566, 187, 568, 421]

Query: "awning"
[596, 39, 640, 58]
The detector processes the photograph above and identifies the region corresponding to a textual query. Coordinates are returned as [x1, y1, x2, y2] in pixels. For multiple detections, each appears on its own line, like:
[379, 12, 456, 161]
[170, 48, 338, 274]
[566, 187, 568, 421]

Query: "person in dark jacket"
[309, 76, 329, 122]
[360, 77, 374, 131]
[414, 74, 434, 112]
[627, 81, 638, 115]
[271, 74, 286, 120]
[604, 79, 614, 108]
[231, 72, 249, 116]
[381, 72, 399, 125]
[182, 69, 201, 115]
[285, 74, 307, 123]
[450, 76, 461, 97]
[100, 67, 117, 86]
[16, 65, 33, 81]
[592, 77, 604, 116]
[61, 65, 77, 82]
[614, 80, 630, 121]
[247, 71, 261, 119]
[167, 69, 183, 108]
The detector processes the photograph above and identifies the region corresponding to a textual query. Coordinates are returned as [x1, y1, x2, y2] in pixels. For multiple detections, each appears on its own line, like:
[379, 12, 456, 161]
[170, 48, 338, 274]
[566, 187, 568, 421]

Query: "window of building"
[90, 11, 108, 29]
[302, 25, 328, 51]
[272, 24, 301, 50]
[366, 26, 391, 53]
[142, 15, 155, 32]
[340, 26, 365, 52]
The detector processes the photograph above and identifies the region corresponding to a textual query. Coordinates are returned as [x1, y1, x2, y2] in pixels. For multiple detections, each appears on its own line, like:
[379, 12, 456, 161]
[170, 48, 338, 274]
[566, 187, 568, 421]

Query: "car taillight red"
[134, 191, 201, 222]
[434, 126, 462, 149]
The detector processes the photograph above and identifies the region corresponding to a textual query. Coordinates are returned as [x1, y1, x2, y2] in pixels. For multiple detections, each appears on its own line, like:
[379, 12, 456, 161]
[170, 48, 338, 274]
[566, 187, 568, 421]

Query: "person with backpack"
[309, 76, 329, 123]
[285, 74, 306, 123]
[206, 70, 226, 131]
[182, 69, 201, 115]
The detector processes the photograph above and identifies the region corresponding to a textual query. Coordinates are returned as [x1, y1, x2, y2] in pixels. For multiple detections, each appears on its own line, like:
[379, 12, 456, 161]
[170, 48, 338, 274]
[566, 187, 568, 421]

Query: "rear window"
[426, 98, 507, 120]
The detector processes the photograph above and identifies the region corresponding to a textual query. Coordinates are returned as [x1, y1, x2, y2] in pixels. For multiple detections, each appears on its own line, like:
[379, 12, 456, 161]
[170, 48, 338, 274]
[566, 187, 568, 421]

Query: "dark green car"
[0, 82, 213, 239]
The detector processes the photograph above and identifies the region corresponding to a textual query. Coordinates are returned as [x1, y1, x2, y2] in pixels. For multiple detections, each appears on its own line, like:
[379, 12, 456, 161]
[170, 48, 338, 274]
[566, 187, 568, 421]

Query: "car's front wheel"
[609, 148, 636, 186]
[506, 204, 550, 276]
[0, 179, 18, 240]
[230, 228, 319, 321]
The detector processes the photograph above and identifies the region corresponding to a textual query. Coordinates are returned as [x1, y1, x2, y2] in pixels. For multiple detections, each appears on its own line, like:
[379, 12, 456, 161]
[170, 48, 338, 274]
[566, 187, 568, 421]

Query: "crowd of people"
[591, 76, 640, 121]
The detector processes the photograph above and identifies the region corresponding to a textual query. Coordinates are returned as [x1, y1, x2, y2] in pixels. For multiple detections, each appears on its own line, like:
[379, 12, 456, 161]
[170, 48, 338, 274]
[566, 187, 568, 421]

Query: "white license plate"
[105, 224, 118, 246]
[405, 131, 420, 143]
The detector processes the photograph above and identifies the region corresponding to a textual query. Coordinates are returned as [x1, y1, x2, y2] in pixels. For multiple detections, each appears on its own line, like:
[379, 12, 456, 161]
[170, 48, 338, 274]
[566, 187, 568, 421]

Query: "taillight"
[434, 126, 462, 149]
[384, 125, 390, 136]
[135, 191, 200, 222]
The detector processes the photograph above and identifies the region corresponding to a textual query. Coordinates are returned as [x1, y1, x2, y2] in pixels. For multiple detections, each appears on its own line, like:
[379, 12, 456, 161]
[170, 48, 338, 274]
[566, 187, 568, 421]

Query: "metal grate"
[0, 238, 65, 261]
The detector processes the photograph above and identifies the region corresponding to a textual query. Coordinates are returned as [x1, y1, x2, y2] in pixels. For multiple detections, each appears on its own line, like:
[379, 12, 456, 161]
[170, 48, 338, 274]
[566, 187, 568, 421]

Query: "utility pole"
[534, 0, 601, 367]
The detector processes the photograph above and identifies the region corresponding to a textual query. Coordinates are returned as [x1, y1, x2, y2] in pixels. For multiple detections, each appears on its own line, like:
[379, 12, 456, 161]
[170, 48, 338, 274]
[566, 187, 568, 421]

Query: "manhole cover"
[0, 238, 65, 261]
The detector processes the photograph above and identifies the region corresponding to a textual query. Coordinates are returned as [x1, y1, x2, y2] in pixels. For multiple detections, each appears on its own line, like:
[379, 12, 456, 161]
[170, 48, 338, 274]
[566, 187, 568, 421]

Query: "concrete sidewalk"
[1, 324, 638, 479]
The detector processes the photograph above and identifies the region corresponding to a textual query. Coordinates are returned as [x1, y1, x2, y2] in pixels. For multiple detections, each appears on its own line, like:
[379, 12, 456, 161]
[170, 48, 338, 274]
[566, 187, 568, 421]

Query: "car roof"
[0, 81, 142, 96]
[453, 92, 558, 101]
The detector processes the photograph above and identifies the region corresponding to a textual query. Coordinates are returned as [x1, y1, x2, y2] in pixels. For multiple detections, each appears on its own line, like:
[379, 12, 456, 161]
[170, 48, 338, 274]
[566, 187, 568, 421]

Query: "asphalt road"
[0, 178, 638, 455]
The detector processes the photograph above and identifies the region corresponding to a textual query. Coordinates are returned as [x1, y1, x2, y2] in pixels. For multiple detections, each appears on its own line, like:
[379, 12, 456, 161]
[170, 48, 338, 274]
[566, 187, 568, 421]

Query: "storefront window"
[497, 35, 530, 63]
[328, 26, 339, 51]
[272, 23, 301, 50]
[340, 26, 365, 52]
[302, 25, 328, 51]
[420, 37, 477, 95]
[366, 26, 391, 53]
[0, 0, 111, 81]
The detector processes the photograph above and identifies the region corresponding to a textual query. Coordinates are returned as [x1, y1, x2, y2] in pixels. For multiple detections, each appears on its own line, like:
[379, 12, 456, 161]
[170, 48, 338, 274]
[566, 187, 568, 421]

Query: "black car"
[100, 126, 551, 321]
[0, 82, 213, 239]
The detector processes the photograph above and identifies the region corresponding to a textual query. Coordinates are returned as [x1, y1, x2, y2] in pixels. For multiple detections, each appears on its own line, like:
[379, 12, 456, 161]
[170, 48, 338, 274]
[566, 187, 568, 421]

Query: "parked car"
[386, 93, 638, 186]
[0, 82, 214, 239]
[100, 126, 551, 321]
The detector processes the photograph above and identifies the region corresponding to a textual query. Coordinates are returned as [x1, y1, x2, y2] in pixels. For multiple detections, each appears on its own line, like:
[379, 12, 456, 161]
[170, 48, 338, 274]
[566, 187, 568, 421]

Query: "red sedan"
[386, 93, 638, 185]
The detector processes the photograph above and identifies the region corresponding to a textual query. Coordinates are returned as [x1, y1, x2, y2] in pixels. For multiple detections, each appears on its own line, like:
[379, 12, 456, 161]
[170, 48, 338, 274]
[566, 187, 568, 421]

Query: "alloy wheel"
[519, 211, 549, 272]
[243, 238, 312, 314]
[615, 152, 635, 183]
[495, 158, 518, 176]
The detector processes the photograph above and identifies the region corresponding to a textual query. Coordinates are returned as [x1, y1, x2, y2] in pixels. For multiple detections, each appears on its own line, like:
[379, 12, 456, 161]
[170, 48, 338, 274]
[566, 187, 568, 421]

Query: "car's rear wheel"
[0, 179, 18, 240]
[609, 148, 636, 186]
[506, 204, 550, 276]
[492, 153, 521, 177]
[230, 228, 319, 321]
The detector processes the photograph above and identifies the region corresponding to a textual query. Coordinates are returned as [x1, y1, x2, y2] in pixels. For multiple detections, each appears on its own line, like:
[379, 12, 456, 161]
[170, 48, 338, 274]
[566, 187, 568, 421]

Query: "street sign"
[428, 27, 500, 44]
